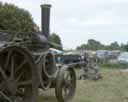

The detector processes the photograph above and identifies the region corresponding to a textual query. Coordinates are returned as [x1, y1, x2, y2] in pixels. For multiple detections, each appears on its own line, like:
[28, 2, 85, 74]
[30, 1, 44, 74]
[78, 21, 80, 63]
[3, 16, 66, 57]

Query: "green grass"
[99, 63, 124, 69]
[39, 68, 128, 102]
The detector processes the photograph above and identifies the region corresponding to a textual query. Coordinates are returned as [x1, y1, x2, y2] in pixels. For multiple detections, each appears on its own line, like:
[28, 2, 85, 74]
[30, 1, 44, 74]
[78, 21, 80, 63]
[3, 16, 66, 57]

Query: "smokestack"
[41, 4, 51, 38]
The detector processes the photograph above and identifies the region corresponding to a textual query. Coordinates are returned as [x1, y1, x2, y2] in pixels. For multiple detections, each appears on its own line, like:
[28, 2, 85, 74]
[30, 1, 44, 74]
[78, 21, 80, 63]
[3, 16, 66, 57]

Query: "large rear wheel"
[0, 46, 38, 102]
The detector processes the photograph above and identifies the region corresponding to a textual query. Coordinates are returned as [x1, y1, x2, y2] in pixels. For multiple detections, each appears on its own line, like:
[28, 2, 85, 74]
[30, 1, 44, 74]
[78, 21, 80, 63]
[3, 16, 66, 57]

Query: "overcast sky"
[1, 0, 128, 49]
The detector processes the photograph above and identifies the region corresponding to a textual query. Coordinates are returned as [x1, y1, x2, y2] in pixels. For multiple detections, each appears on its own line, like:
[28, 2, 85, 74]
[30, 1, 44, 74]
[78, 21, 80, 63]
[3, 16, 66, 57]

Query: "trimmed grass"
[39, 68, 128, 102]
[99, 63, 124, 69]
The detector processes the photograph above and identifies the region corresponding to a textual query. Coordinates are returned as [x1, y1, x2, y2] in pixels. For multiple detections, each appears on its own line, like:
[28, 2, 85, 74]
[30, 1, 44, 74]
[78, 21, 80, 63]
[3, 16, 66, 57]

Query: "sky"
[1, 0, 128, 49]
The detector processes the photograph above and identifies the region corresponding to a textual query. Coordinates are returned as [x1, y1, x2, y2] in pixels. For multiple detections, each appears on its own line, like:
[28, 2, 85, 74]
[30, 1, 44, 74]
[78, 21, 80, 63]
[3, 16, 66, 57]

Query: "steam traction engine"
[0, 4, 76, 102]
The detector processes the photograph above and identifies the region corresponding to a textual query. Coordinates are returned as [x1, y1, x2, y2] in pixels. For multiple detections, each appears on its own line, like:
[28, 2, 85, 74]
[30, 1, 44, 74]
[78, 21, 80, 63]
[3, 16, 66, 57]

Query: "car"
[117, 52, 128, 67]
[96, 50, 108, 58]
[96, 50, 111, 63]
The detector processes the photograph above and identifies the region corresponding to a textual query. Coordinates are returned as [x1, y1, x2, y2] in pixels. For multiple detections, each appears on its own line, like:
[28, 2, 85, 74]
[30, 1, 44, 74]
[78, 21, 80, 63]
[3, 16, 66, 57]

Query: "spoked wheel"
[0, 46, 38, 102]
[55, 67, 76, 102]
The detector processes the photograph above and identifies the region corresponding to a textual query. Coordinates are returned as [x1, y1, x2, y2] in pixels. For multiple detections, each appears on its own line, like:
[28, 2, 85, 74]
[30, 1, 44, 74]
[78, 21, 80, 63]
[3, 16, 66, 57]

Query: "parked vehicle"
[117, 52, 128, 67]
[96, 50, 111, 63]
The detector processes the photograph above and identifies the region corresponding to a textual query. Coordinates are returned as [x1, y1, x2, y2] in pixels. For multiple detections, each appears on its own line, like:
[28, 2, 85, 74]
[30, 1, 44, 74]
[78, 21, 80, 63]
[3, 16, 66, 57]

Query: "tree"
[77, 39, 102, 50]
[76, 39, 122, 51]
[124, 43, 128, 51]
[77, 44, 87, 50]
[120, 43, 125, 51]
[49, 33, 63, 50]
[87, 39, 102, 50]
[0, 3, 38, 33]
[109, 42, 119, 50]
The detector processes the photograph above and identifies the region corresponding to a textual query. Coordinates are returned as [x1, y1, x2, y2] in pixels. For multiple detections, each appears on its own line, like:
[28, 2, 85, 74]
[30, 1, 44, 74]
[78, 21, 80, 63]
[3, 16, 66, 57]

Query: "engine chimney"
[41, 4, 51, 38]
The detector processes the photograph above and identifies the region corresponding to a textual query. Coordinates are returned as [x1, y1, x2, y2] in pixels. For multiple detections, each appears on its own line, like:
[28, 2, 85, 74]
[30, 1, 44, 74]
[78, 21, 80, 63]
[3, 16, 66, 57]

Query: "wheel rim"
[0, 47, 34, 102]
[55, 68, 76, 102]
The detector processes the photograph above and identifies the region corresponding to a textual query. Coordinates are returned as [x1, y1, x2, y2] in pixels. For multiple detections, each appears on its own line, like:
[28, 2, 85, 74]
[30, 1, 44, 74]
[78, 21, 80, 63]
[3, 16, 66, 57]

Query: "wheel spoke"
[10, 56, 14, 79]
[0, 91, 12, 102]
[0, 65, 7, 80]
[64, 71, 70, 80]
[5, 51, 12, 71]
[66, 72, 69, 80]
[17, 80, 32, 86]
[17, 89, 24, 96]
[16, 71, 25, 82]
[65, 80, 71, 87]
[15, 59, 27, 73]
[64, 88, 68, 95]
[64, 71, 71, 85]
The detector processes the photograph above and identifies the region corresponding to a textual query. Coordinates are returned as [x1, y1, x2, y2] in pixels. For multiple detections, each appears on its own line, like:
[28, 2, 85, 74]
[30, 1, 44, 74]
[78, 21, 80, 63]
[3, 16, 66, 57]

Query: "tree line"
[77, 39, 128, 51]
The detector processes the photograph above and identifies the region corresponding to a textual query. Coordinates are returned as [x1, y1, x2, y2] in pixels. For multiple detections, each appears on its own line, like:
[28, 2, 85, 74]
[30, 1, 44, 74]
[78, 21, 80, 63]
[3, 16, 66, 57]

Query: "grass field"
[39, 68, 128, 102]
